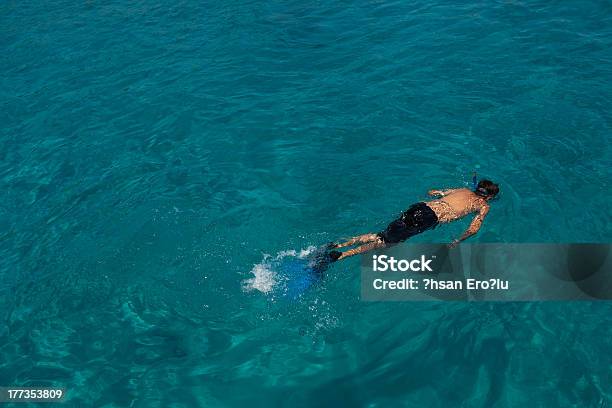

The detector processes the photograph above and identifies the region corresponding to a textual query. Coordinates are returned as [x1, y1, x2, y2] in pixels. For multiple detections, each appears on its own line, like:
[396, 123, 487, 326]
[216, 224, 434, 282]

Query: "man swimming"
[328, 180, 499, 261]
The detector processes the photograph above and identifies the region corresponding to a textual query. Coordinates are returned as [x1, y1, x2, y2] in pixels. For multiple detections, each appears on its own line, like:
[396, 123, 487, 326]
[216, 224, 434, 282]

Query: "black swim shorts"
[377, 202, 438, 244]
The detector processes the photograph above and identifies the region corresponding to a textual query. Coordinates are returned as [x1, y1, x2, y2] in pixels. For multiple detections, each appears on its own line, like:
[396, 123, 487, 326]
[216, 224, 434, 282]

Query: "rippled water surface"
[1, 0, 611, 406]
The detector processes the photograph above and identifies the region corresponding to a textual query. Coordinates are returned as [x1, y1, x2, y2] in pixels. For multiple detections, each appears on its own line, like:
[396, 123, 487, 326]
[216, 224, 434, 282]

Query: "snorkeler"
[328, 179, 499, 261]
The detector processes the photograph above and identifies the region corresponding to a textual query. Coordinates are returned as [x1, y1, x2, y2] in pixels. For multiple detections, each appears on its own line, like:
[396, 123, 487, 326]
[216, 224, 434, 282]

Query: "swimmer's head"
[474, 179, 499, 200]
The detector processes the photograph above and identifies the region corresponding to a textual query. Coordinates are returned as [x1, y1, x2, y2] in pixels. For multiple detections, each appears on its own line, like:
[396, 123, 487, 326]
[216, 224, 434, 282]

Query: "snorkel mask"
[472, 172, 500, 200]
[475, 187, 489, 197]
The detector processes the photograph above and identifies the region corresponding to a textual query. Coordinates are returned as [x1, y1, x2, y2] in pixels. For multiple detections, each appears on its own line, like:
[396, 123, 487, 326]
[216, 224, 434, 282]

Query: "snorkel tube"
[472, 171, 489, 198]
[473, 172, 501, 200]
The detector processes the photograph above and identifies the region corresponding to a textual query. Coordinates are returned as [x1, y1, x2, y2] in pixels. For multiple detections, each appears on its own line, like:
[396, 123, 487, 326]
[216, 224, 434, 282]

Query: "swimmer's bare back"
[426, 188, 489, 246]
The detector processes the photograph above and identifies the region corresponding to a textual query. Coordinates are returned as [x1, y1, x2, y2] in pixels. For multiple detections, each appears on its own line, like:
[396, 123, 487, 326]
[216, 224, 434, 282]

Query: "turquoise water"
[2, 0, 611, 406]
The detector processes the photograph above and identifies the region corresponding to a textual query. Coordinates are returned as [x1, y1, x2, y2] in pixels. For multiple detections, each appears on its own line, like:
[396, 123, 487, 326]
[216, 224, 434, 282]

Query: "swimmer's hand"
[448, 239, 460, 249]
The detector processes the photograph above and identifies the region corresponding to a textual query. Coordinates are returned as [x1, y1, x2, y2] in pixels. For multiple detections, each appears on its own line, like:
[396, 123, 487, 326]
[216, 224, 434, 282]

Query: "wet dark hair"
[475, 179, 499, 198]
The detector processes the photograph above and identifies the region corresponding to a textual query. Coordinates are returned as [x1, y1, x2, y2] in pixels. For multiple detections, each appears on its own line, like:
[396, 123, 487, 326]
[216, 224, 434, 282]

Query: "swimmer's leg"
[337, 238, 386, 260]
[334, 233, 380, 248]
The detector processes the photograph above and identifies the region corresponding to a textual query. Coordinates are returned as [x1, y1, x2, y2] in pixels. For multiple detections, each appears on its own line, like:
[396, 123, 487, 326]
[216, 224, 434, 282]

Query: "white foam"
[277, 245, 317, 259]
[242, 262, 277, 294]
[242, 246, 319, 294]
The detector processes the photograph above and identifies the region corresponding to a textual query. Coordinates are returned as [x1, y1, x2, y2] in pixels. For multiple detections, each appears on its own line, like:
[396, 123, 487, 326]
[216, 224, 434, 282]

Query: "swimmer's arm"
[450, 205, 489, 247]
[428, 188, 461, 197]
